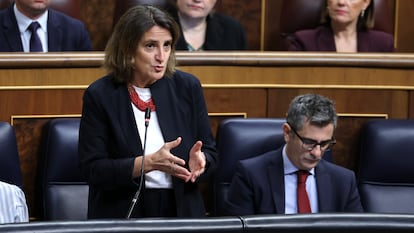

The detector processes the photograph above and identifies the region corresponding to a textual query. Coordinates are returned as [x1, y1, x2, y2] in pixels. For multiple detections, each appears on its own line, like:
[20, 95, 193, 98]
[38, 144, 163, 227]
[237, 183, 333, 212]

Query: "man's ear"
[282, 123, 291, 143]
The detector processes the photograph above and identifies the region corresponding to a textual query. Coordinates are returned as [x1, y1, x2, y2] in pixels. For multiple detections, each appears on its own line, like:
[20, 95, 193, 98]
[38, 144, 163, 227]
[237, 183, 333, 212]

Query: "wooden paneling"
[214, 0, 262, 51]
[81, 0, 115, 51]
[263, 0, 284, 51]
[395, 0, 414, 52]
[1, 52, 414, 219]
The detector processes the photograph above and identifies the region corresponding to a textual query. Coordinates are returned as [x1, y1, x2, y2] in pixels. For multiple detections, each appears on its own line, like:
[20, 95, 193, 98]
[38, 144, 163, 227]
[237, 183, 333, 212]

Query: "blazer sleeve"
[78, 78, 137, 190]
[225, 160, 257, 216]
[344, 172, 364, 212]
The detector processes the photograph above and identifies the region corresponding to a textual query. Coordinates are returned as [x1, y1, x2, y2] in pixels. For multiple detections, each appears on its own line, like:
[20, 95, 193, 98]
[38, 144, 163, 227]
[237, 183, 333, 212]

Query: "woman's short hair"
[321, 0, 375, 31]
[104, 5, 180, 83]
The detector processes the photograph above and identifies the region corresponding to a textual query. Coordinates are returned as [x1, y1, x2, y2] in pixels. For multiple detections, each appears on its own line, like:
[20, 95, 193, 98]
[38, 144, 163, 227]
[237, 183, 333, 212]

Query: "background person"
[0, 0, 92, 52]
[78, 5, 217, 219]
[225, 93, 363, 215]
[0, 181, 29, 224]
[288, 0, 394, 52]
[172, 0, 248, 51]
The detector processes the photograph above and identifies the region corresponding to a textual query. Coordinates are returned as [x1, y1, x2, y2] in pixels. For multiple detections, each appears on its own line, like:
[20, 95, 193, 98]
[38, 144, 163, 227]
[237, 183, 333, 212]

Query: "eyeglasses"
[288, 123, 336, 152]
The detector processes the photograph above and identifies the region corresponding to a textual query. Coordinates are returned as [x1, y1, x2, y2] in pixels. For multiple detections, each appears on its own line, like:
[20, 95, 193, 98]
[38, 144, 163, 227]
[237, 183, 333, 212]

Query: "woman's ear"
[363, 0, 372, 10]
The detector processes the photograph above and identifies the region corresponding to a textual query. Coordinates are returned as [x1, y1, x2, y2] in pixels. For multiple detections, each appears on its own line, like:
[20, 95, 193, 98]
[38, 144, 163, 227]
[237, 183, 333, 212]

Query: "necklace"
[127, 84, 156, 112]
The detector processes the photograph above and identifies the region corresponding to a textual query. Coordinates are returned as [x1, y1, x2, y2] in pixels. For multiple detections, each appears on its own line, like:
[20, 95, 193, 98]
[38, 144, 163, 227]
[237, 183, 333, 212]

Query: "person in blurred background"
[288, 0, 394, 52]
[0, 0, 92, 52]
[172, 0, 248, 51]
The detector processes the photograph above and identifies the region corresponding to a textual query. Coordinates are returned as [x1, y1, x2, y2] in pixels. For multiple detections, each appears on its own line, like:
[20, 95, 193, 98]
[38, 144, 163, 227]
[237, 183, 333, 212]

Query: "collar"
[14, 3, 48, 34]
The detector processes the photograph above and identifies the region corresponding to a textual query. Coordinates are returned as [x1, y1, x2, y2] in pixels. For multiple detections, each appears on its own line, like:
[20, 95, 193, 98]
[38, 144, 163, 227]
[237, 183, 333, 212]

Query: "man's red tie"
[296, 170, 311, 213]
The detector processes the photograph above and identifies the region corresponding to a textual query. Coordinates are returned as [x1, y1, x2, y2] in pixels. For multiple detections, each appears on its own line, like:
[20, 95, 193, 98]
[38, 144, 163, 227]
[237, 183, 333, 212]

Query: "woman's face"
[176, 0, 217, 19]
[132, 26, 172, 87]
[327, 0, 371, 26]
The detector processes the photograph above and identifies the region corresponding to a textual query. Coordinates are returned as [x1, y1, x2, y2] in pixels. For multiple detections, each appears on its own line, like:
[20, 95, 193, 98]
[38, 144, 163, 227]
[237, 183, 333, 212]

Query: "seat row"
[1, 213, 414, 232]
[1, 117, 414, 220]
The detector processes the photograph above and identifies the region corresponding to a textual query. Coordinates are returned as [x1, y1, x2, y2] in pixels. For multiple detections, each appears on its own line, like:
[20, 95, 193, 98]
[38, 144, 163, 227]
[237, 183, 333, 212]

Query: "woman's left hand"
[188, 140, 206, 183]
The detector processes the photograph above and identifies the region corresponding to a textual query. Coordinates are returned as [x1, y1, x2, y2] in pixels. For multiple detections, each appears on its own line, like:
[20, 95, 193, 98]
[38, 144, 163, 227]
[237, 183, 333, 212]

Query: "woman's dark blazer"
[174, 12, 248, 50]
[78, 70, 218, 218]
[288, 25, 395, 52]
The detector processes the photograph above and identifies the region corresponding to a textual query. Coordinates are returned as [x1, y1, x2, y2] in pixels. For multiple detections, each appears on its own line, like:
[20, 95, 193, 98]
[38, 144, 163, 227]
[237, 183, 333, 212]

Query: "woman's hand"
[188, 140, 206, 183]
[147, 137, 191, 181]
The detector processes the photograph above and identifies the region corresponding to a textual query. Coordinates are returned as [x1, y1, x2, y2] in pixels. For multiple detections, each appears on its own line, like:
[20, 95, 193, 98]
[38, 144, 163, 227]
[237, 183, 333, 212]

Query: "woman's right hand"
[145, 137, 191, 182]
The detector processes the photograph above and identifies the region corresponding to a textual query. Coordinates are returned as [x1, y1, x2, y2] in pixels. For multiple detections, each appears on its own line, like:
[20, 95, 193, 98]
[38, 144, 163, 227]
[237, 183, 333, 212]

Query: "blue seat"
[211, 118, 286, 216]
[38, 118, 88, 220]
[358, 119, 414, 214]
[0, 121, 23, 187]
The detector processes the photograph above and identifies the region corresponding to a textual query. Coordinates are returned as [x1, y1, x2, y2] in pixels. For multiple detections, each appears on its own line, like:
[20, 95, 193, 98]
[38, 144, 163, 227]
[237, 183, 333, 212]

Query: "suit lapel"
[357, 31, 370, 52]
[150, 77, 179, 143]
[315, 161, 334, 212]
[319, 27, 336, 51]
[3, 6, 23, 51]
[113, 83, 143, 156]
[268, 149, 286, 214]
[204, 14, 223, 50]
[47, 10, 62, 51]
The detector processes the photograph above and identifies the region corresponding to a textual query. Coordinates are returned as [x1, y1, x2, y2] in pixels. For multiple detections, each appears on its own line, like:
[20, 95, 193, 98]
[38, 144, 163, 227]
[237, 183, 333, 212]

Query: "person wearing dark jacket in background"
[0, 0, 92, 52]
[288, 0, 394, 52]
[172, 0, 248, 51]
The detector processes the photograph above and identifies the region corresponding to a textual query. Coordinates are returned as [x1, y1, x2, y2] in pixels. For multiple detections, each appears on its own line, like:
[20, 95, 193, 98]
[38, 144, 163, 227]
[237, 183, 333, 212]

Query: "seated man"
[225, 93, 363, 215]
[0, 0, 92, 52]
[0, 181, 29, 223]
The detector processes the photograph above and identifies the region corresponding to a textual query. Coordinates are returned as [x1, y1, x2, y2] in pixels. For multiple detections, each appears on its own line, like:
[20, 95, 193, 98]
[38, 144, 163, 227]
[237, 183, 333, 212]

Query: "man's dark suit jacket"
[0, 5, 92, 51]
[288, 25, 395, 52]
[225, 147, 363, 215]
[78, 70, 218, 218]
[174, 13, 248, 51]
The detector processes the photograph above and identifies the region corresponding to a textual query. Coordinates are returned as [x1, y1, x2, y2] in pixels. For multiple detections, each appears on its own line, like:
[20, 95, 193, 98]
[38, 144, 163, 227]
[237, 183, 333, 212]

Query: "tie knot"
[297, 170, 309, 183]
[28, 21, 41, 32]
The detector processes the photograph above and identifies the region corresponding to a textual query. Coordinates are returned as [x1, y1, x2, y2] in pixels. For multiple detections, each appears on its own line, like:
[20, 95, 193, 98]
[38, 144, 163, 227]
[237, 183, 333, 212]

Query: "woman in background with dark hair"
[172, 0, 248, 51]
[78, 5, 217, 219]
[288, 0, 394, 52]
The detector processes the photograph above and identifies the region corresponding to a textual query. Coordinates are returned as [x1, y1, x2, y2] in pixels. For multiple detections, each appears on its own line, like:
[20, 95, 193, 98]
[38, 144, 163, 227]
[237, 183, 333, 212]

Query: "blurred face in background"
[327, 0, 371, 27]
[15, 0, 50, 19]
[176, 0, 217, 20]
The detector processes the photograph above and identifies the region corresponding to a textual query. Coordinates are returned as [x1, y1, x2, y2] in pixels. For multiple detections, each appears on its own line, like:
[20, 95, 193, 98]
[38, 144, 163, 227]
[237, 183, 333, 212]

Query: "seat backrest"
[0, 122, 22, 187]
[358, 119, 414, 214]
[279, 0, 395, 50]
[212, 118, 286, 216]
[38, 118, 88, 220]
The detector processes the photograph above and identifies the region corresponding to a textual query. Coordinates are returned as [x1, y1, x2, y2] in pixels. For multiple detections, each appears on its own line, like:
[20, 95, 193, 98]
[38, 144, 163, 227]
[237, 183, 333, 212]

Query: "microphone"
[126, 107, 151, 219]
